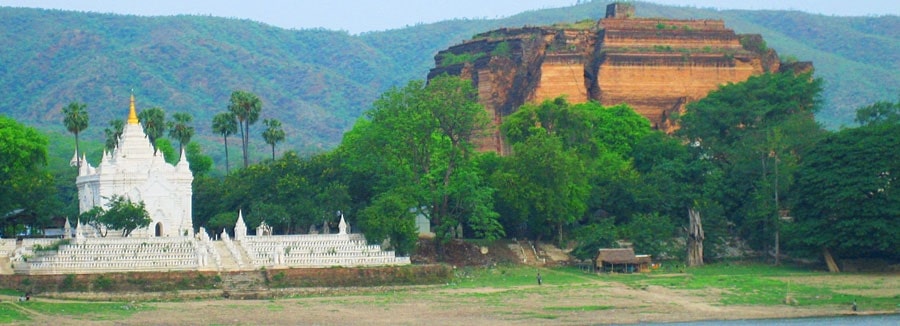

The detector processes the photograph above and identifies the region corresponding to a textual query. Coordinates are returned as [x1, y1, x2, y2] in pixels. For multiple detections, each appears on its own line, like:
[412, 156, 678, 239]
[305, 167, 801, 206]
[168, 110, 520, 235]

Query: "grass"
[447, 265, 593, 289]
[0, 304, 31, 324]
[22, 301, 148, 318]
[2, 263, 894, 323]
[544, 305, 613, 311]
[614, 262, 898, 310]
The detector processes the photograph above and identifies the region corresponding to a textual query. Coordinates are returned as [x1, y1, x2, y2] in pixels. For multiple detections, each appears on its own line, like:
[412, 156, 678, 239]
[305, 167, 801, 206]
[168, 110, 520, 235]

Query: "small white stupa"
[75, 93, 194, 237]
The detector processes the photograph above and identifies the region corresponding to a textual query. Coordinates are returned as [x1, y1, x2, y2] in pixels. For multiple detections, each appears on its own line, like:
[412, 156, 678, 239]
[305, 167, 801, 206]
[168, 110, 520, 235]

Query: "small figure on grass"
[537, 272, 542, 286]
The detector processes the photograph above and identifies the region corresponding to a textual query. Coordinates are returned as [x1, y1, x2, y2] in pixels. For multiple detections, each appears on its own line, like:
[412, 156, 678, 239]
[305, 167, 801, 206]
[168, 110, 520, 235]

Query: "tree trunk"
[243, 122, 250, 168]
[822, 247, 840, 273]
[687, 208, 704, 266]
[224, 135, 230, 174]
[75, 132, 81, 168]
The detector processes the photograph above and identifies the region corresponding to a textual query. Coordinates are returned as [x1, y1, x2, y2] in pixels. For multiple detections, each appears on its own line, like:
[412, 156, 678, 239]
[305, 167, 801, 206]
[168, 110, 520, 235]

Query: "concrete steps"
[220, 271, 269, 299]
[213, 242, 240, 271]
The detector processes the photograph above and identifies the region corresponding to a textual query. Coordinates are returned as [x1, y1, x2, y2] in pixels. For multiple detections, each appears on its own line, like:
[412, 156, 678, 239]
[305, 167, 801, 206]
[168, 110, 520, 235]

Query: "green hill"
[1, 1, 896, 166]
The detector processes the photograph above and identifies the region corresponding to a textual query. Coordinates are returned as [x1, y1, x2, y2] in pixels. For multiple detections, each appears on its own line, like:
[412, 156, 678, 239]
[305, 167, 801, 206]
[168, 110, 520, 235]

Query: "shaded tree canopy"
[787, 121, 900, 259]
[0, 116, 51, 233]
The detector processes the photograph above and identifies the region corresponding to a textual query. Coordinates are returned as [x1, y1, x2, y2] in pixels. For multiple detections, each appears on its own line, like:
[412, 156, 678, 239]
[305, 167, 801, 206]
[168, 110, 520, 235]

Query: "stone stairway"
[220, 271, 269, 299]
[508, 240, 543, 266]
[213, 242, 240, 271]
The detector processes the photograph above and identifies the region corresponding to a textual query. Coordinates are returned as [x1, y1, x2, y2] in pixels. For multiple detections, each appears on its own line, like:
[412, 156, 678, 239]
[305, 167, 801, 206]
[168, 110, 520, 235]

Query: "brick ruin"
[428, 2, 812, 154]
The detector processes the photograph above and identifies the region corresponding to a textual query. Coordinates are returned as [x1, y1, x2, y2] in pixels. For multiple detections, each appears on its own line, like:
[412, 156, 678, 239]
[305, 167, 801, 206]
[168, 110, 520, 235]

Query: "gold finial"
[127, 90, 139, 125]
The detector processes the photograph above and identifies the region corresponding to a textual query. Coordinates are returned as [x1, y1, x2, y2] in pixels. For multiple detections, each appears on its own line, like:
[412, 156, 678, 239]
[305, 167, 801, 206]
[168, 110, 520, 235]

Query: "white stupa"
[76, 94, 193, 237]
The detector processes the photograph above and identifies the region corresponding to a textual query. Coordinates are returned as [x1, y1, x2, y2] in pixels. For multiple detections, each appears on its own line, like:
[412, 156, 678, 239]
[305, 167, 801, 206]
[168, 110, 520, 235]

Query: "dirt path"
[10, 279, 875, 326]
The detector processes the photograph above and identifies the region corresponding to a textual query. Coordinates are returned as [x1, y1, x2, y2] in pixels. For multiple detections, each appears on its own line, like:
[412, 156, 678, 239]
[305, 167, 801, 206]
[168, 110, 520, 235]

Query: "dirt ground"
[6, 277, 891, 326]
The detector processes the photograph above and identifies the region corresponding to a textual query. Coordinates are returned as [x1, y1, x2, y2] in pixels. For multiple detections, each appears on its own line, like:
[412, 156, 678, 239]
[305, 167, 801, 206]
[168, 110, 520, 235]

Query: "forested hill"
[1, 1, 897, 157]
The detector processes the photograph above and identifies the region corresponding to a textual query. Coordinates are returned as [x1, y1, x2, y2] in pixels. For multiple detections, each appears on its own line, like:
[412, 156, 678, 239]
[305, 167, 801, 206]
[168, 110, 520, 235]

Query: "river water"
[634, 314, 899, 325]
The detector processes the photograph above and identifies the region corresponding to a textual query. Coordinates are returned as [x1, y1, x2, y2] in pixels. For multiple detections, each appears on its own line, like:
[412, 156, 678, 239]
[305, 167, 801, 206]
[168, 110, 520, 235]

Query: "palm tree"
[227, 90, 262, 168]
[138, 107, 166, 155]
[62, 102, 89, 167]
[167, 112, 195, 157]
[103, 119, 124, 151]
[212, 112, 238, 174]
[262, 119, 285, 160]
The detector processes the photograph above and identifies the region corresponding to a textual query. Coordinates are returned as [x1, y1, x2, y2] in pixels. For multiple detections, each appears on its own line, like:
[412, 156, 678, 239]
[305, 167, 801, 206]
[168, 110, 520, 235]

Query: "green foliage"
[61, 102, 89, 165]
[621, 213, 680, 260]
[83, 195, 153, 237]
[494, 131, 588, 244]
[137, 107, 166, 155]
[211, 112, 238, 174]
[155, 138, 178, 165]
[787, 121, 900, 259]
[262, 118, 286, 160]
[570, 218, 618, 262]
[854, 100, 900, 126]
[490, 41, 511, 57]
[676, 72, 826, 252]
[343, 75, 498, 244]
[92, 275, 113, 291]
[0, 116, 53, 235]
[185, 142, 213, 176]
[620, 263, 897, 310]
[358, 191, 418, 255]
[32, 239, 70, 252]
[228, 90, 263, 168]
[103, 119, 124, 151]
[439, 52, 485, 66]
[167, 112, 195, 155]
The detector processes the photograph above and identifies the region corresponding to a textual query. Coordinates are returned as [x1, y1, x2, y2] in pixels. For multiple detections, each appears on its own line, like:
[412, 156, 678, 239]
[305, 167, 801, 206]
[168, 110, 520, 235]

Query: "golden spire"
[127, 90, 139, 125]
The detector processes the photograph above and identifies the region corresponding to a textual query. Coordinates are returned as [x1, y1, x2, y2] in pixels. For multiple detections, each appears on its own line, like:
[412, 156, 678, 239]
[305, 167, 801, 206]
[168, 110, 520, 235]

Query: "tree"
[99, 195, 153, 237]
[62, 102, 89, 167]
[676, 72, 825, 257]
[492, 131, 588, 245]
[103, 119, 124, 151]
[0, 116, 49, 234]
[167, 112, 195, 156]
[212, 112, 238, 174]
[342, 75, 501, 248]
[262, 118, 285, 160]
[185, 142, 213, 176]
[137, 107, 166, 155]
[227, 90, 262, 168]
[855, 100, 900, 126]
[787, 122, 900, 260]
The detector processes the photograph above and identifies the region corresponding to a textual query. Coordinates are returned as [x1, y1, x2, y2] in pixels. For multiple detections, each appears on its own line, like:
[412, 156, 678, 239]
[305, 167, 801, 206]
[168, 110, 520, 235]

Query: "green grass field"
[613, 263, 899, 310]
[1, 263, 895, 324]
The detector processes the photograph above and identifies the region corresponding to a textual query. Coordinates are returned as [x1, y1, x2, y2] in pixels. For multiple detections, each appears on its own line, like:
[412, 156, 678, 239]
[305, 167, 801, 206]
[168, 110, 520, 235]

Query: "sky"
[2, 0, 897, 34]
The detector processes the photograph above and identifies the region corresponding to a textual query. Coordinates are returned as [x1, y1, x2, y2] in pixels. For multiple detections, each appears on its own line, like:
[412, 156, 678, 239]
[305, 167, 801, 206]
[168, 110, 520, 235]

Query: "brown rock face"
[428, 3, 805, 154]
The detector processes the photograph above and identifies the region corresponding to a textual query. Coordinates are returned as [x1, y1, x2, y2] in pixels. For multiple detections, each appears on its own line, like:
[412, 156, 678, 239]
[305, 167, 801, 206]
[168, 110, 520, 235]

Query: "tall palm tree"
[262, 119, 285, 160]
[167, 112, 195, 157]
[62, 102, 89, 167]
[212, 112, 238, 174]
[138, 107, 166, 155]
[103, 119, 125, 151]
[227, 90, 262, 168]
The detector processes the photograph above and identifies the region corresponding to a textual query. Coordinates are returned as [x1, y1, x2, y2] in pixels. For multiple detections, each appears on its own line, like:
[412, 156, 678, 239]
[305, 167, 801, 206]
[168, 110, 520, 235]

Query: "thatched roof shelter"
[596, 248, 651, 273]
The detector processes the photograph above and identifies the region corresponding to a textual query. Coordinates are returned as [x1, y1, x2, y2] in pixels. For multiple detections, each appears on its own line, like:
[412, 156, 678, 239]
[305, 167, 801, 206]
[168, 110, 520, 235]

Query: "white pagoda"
[76, 94, 193, 237]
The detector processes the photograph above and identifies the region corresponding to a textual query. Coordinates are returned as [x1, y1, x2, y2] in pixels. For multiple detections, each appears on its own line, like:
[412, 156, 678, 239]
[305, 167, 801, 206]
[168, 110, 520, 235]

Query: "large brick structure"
[428, 2, 809, 154]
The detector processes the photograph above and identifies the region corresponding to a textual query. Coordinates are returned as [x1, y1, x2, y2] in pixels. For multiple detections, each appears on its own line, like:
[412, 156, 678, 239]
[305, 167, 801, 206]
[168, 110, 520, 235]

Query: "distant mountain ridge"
[1, 1, 896, 162]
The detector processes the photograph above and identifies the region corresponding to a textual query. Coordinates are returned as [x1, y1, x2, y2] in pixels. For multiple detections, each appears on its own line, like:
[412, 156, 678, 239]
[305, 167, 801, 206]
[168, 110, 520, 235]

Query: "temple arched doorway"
[155, 222, 163, 237]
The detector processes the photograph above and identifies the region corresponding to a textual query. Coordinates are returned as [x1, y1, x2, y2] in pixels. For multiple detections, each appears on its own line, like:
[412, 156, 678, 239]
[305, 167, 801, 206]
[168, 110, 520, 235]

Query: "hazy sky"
[3, 0, 897, 34]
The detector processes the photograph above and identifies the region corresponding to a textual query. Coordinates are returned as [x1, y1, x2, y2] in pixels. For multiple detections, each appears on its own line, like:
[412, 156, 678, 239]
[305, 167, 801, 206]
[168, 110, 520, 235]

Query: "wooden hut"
[595, 248, 651, 273]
